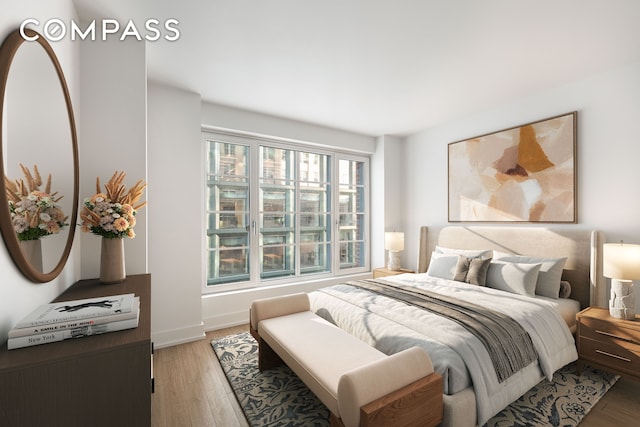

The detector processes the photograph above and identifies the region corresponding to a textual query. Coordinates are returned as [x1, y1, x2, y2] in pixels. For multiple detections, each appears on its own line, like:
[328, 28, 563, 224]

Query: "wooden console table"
[0, 274, 152, 426]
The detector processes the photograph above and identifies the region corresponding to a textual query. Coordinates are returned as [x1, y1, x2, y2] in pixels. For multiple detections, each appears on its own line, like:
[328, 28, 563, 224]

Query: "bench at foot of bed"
[250, 293, 443, 427]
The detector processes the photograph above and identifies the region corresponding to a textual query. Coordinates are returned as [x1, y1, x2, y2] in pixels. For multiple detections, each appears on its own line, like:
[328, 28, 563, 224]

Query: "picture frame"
[448, 112, 577, 223]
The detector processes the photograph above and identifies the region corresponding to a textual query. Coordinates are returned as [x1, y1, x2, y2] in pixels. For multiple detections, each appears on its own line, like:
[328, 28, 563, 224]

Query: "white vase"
[609, 279, 636, 320]
[100, 237, 126, 284]
[20, 239, 43, 272]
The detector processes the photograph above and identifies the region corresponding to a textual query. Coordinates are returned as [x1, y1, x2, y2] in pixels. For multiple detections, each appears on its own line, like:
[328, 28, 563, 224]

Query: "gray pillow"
[453, 255, 492, 286]
[486, 261, 542, 297]
[495, 255, 567, 299]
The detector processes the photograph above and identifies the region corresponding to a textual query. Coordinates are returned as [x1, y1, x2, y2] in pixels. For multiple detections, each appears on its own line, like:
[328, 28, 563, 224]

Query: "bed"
[308, 226, 607, 427]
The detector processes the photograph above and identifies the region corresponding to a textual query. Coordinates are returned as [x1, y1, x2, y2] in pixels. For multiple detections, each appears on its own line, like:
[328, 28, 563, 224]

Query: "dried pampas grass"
[96, 171, 147, 211]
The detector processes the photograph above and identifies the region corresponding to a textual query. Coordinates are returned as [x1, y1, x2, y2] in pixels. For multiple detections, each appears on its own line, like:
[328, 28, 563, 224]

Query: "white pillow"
[492, 250, 514, 258]
[426, 252, 459, 280]
[435, 246, 492, 258]
[486, 261, 542, 297]
[494, 255, 567, 299]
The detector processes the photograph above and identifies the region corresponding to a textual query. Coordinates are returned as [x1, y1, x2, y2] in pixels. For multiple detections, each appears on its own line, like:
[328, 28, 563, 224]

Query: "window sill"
[202, 271, 372, 298]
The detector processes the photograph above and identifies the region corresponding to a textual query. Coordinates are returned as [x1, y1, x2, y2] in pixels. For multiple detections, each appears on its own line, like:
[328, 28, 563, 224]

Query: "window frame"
[202, 129, 370, 294]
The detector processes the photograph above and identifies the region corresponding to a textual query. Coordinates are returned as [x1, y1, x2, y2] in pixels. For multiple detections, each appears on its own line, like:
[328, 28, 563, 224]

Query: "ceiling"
[74, 0, 640, 136]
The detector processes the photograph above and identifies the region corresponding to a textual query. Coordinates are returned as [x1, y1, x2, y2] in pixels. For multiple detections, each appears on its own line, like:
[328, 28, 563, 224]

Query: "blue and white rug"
[212, 331, 618, 427]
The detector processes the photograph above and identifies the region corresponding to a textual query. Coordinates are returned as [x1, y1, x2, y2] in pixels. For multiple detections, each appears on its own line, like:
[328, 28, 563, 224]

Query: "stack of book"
[7, 293, 140, 350]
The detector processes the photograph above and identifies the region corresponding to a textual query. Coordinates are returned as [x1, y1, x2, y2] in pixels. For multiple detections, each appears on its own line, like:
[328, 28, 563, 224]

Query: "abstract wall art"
[448, 112, 576, 223]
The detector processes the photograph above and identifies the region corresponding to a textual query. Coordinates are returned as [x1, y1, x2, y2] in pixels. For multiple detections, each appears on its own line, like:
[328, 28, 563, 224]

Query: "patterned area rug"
[211, 331, 619, 427]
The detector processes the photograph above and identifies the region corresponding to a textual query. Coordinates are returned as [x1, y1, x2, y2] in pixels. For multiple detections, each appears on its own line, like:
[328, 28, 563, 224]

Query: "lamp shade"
[603, 243, 640, 280]
[384, 232, 404, 251]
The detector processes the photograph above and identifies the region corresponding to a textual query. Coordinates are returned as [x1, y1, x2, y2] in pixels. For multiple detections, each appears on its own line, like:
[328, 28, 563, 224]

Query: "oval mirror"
[0, 28, 79, 282]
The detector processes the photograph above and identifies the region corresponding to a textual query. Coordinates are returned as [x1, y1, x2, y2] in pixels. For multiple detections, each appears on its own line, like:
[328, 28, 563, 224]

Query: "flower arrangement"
[5, 164, 68, 241]
[80, 171, 147, 239]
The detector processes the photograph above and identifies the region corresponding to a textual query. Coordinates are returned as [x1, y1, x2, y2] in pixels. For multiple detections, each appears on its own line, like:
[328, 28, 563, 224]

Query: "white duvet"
[308, 273, 578, 425]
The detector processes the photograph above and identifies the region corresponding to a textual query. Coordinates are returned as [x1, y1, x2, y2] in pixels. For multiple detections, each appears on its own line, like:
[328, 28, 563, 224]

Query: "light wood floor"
[152, 325, 640, 427]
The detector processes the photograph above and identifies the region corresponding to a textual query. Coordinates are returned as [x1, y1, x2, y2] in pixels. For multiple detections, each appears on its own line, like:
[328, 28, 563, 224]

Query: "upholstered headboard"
[417, 226, 606, 310]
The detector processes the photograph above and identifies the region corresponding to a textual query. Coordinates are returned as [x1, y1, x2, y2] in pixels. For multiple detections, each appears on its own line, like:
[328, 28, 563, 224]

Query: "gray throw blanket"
[346, 279, 538, 383]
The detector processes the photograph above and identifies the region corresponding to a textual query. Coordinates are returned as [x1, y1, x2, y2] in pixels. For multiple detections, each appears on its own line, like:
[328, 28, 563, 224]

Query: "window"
[204, 132, 369, 292]
[206, 142, 250, 284]
[338, 159, 366, 269]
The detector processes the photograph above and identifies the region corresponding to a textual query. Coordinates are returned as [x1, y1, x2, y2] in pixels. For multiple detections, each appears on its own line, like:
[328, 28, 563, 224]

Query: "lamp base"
[609, 280, 636, 320]
[387, 251, 401, 271]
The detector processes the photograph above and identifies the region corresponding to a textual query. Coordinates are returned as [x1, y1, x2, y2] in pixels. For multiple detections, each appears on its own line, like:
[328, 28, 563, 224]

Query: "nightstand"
[373, 267, 415, 278]
[576, 306, 640, 382]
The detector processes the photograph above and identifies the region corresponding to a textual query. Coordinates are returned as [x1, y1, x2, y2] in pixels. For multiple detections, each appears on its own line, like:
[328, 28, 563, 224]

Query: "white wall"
[201, 103, 375, 154]
[147, 82, 204, 347]
[371, 135, 406, 269]
[370, 137, 386, 269]
[403, 58, 640, 310]
[0, 0, 81, 345]
[78, 29, 147, 278]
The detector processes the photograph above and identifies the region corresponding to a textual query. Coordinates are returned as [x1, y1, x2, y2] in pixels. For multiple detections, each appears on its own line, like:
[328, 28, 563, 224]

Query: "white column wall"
[147, 82, 204, 346]
[79, 32, 148, 279]
[371, 135, 406, 270]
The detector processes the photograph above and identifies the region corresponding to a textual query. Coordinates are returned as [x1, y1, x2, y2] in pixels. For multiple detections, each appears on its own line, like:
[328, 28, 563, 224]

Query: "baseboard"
[203, 310, 247, 332]
[152, 321, 206, 349]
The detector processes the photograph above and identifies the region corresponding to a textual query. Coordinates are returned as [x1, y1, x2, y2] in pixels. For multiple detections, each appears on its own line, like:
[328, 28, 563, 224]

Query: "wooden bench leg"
[249, 327, 284, 371]
[331, 373, 443, 427]
[330, 413, 346, 427]
[363, 373, 443, 427]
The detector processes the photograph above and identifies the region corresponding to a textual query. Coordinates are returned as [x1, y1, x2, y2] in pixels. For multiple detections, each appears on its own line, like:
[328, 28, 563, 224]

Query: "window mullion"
[249, 141, 260, 284]
[331, 157, 339, 273]
[294, 151, 300, 276]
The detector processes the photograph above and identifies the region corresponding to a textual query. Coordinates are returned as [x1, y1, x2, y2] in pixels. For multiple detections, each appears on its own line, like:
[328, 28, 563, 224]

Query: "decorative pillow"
[435, 246, 492, 258]
[485, 261, 542, 297]
[453, 255, 492, 286]
[494, 255, 567, 299]
[426, 252, 459, 280]
[559, 280, 572, 298]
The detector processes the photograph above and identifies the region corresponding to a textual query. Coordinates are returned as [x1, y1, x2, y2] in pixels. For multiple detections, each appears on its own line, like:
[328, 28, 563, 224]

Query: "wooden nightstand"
[372, 267, 415, 278]
[576, 306, 640, 382]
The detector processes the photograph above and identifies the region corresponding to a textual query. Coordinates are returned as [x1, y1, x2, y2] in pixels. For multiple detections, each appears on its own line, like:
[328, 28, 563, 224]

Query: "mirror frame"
[0, 28, 79, 282]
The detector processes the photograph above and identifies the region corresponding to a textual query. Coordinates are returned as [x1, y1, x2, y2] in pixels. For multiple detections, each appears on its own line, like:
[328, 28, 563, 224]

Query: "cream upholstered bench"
[249, 293, 443, 427]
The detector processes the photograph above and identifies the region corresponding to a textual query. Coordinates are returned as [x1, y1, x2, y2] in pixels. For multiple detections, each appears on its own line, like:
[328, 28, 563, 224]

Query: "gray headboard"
[417, 226, 605, 310]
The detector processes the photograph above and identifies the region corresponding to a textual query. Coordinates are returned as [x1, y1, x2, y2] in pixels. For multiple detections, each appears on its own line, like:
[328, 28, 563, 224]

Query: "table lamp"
[603, 242, 640, 320]
[384, 232, 404, 271]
